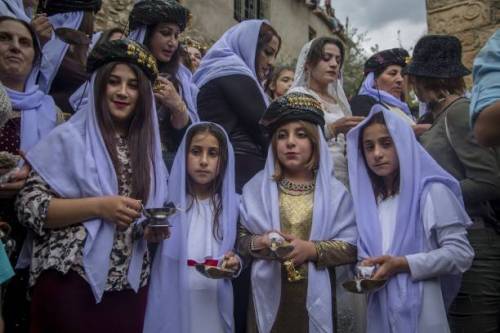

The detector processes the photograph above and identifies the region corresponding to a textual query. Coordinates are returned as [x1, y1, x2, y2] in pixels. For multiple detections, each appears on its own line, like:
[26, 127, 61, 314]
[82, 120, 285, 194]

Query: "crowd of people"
[0, 0, 499, 332]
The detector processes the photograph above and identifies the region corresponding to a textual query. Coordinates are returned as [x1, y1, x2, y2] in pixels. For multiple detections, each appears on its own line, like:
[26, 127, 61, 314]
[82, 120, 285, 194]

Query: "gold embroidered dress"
[238, 180, 357, 333]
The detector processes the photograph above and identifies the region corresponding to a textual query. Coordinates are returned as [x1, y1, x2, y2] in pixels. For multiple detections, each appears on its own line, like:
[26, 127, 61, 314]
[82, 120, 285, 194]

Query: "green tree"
[342, 27, 370, 99]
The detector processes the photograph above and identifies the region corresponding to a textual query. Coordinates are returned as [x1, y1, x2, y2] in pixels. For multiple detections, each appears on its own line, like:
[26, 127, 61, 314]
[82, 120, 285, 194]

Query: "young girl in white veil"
[289, 37, 366, 333]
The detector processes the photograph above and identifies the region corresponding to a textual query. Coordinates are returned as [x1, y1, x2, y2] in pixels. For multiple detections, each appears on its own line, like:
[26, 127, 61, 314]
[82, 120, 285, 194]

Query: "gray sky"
[333, 0, 428, 54]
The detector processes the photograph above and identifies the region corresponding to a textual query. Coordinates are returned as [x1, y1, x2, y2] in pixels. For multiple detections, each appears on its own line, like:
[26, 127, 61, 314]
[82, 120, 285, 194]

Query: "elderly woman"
[407, 34, 500, 333]
[350, 48, 414, 122]
[0, 15, 61, 332]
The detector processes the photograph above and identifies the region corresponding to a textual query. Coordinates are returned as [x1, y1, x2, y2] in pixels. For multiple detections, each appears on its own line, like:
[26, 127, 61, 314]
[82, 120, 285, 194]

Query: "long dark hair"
[144, 23, 182, 90]
[94, 61, 155, 203]
[306, 36, 345, 70]
[359, 112, 400, 200]
[185, 123, 229, 241]
[255, 22, 281, 67]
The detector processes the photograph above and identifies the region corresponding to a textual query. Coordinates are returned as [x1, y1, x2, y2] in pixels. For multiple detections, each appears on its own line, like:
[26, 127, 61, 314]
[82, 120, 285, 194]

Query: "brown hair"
[265, 65, 294, 99]
[255, 23, 281, 65]
[411, 75, 466, 97]
[94, 61, 155, 203]
[306, 36, 345, 70]
[271, 120, 320, 180]
[359, 112, 400, 200]
[185, 123, 229, 241]
[95, 27, 124, 47]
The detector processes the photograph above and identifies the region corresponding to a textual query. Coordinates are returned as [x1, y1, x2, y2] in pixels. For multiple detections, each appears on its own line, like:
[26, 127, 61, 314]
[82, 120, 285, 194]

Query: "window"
[234, 0, 262, 21]
[234, 0, 242, 21]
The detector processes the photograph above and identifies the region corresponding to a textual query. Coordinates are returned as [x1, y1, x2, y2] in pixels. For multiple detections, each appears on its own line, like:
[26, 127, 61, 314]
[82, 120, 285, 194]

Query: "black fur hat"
[39, 0, 102, 15]
[404, 35, 471, 78]
[87, 39, 158, 82]
[129, 0, 191, 32]
[364, 48, 409, 75]
[260, 92, 325, 132]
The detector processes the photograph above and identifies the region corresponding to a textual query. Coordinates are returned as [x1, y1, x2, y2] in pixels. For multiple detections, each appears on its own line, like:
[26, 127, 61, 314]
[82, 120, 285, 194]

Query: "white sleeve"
[405, 183, 474, 281]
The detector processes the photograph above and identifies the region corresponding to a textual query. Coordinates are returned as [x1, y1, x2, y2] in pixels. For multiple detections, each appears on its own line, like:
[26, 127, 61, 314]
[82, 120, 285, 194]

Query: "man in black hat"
[407, 34, 500, 333]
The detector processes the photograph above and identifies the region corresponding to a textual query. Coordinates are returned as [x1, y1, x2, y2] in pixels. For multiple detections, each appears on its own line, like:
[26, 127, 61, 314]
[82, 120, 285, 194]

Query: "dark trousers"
[449, 228, 500, 333]
[30, 270, 148, 333]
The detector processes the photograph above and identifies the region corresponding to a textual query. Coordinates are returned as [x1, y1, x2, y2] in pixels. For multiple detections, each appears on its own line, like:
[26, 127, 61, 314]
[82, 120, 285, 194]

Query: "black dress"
[349, 94, 377, 117]
[197, 74, 268, 193]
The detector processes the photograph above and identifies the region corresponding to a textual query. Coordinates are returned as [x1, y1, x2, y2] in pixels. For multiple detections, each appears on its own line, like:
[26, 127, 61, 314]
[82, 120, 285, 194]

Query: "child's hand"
[253, 231, 280, 250]
[362, 255, 409, 280]
[281, 233, 317, 266]
[222, 251, 240, 272]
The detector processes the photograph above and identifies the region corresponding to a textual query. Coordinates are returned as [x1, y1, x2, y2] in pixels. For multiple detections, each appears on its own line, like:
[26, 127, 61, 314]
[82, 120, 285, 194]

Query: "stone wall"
[95, 0, 341, 64]
[426, 0, 500, 85]
[94, 0, 134, 32]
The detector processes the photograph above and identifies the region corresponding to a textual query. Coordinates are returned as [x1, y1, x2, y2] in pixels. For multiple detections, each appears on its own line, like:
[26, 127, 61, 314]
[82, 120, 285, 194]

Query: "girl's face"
[255, 35, 280, 82]
[362, 123, 399, 180]
[271, 69, 294, 98]
[105, 64, 139, 130]
[187, 46, 202, 71]
[148, 22, 180, 63]
[275, 122, 313, 175]
[187, 131, 221, 192]
[307, 43, 341, 87]
[375, 65, 404, 99]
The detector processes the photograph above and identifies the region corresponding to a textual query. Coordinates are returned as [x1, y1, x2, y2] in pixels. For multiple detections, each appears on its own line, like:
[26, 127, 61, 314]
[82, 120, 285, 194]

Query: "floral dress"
[16, 136, 150, 290]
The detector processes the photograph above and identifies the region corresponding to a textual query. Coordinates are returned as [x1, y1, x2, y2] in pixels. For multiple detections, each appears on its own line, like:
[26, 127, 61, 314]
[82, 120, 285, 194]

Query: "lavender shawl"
[192, 19, 270, 107]
[359, 72, 411, 116]
[39, 11, 84, 93]
[0, 0, 30, 21]
[25, 74, 168, 303]
[346, 105, 468, 333]
[144, 122, 238, 333]
[240, 127, 357, 333]
[129, 26, 199, 122]
[5, 85, 57, 153]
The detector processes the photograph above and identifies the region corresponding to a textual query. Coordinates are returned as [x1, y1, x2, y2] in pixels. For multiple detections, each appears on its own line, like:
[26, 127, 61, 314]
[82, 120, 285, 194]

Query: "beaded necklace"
[279, 178, 315, 194]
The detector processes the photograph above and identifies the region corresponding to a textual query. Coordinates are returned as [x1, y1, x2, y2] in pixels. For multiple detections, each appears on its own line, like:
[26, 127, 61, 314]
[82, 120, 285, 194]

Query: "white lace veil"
[290, 38, 352, 116]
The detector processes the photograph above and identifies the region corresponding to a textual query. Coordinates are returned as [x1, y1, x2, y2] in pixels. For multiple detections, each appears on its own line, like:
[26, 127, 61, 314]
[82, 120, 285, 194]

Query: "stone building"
[426, 0, 500, 84]
[95, 0, 345, 64]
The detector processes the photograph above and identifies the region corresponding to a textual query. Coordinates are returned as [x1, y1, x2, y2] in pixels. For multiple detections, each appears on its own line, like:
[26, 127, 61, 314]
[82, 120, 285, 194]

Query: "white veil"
[290, 39, 352, 116]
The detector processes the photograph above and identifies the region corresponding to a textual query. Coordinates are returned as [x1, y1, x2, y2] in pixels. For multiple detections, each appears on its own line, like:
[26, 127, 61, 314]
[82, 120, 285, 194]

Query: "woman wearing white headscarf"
[289, 37, 364, 188]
